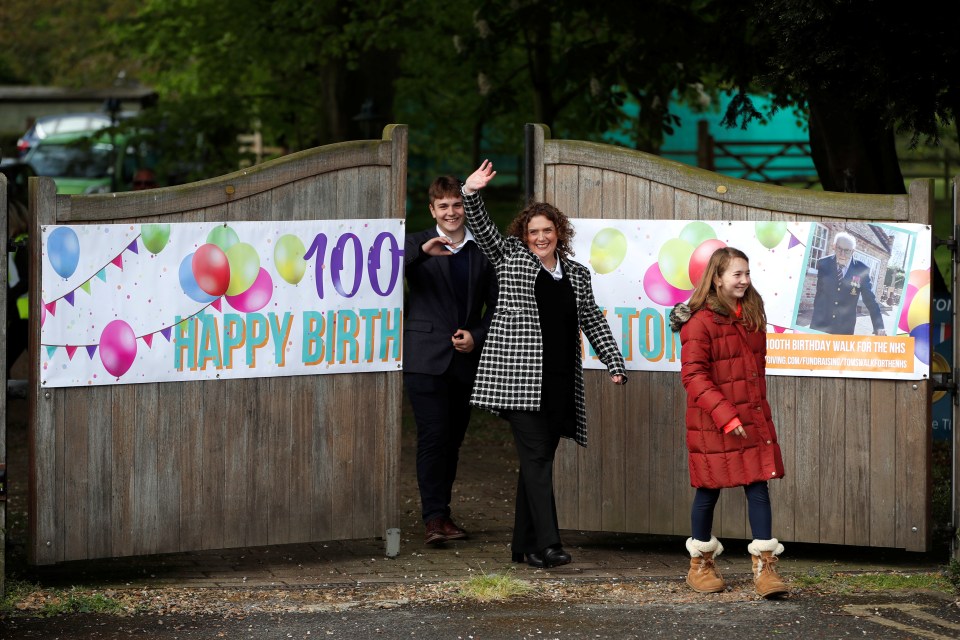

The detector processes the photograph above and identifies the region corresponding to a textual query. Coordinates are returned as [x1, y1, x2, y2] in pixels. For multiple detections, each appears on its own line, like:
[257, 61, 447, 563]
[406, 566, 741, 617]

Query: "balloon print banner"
[572, 219, 931, 380]
[40, 220, 404, 387]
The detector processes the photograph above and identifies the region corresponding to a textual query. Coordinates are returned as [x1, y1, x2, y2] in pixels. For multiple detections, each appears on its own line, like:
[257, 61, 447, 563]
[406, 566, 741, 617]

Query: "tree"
[109, 0, 403, 179]
[716, 0, 960, 194]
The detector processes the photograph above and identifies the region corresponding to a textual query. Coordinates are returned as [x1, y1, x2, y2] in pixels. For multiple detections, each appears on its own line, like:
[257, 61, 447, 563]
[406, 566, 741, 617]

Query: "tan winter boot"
[748, 538, 788, 598]
[685, 537, 726, 593]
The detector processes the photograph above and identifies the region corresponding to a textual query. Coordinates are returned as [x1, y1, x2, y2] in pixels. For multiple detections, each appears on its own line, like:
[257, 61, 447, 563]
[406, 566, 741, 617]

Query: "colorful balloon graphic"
[688, 239, 727, 288]
[906, 283, 930, 332]
[755, 221, 787, 249]
[226, 268, 273, 313]
[178, 253, 217, 303]
[99, 319, 137, 378]
[679, 221, 716, 248]
[658, 238, 695, 290]
[589, 228, 627, 274]
[898, 284, 918, 333]
[225, 242, 260, 296]
[207, 225, 239, 252]
[907, 269, 930, 291]
[192, 243, 230, 296]
[910, 323, 930, 366]
[141, 223, 171, 254]
[275, 234, 307, 284]
[48, 227, 80, 278]
[643, 263, 691, 307]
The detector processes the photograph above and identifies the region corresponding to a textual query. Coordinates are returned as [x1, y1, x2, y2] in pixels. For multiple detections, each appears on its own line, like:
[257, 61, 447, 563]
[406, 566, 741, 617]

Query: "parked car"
[15, 112, 123, 158]
[23, 129, 155, 195]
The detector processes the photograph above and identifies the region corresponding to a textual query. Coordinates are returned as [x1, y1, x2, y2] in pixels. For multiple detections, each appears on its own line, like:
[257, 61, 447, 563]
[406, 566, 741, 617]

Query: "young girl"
[669, 247, 788, 598]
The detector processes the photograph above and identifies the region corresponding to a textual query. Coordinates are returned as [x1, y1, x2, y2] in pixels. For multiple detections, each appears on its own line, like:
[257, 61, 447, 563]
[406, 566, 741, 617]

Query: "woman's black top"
[534, 266, 578, 437]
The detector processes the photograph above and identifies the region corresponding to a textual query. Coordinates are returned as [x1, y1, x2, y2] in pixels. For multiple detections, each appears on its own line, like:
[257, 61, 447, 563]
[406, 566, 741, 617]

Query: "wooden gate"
[527, 123, 933, 552]
[25, 126, 407, 565]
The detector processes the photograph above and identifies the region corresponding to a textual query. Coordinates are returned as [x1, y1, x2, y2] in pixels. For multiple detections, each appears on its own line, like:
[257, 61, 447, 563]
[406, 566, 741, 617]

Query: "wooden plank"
[62, 388, 91, 560]
[132, 385, 160, 556]
[381, 371, 403, 531]
[869, 380, 897, 547]
[844, 378, 871, 545]
[898, 380, 931, 551]
[30, 178, 59, 564]
[819, 378, 845, 544]
[576, 166, 605, 529]
[766, 207, 797, 543]
[645, 183, 678, 535]
[901, 179, 933, 551]
[200, 379, 226, 550]
[352, 379, 377, 537]
[623, 175, 651, 532]
[178, 381, 205, 551]
[597, 170, 627, 532]
[155, 380, 181, 555]
[221, 379, 253, 548]
[767, 377, 797, 542]
[552, 164, 582, 528]
[793, 377, 821, 542]
[329, 374, 356, 539]
[262, 376, 292, 545]
[110, 387, 136, 557]
[0, 171, 5, 590]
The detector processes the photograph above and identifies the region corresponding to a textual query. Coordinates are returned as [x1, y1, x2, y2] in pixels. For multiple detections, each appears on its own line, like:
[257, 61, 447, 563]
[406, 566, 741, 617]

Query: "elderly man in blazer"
[810, 231, 886, 335]
[403, 175, 498, 545]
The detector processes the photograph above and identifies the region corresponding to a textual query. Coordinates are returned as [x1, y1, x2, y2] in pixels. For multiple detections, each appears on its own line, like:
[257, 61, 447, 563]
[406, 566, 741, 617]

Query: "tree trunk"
[526, 20, 556, 130]
[634, 90, 668, 155]
[807, 89, 905, 194]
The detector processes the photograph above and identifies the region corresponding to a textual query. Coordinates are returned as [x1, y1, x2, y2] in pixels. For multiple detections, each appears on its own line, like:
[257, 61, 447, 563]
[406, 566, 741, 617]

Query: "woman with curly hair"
[459, 160, 627, 569]
[669, 246, 788, 598]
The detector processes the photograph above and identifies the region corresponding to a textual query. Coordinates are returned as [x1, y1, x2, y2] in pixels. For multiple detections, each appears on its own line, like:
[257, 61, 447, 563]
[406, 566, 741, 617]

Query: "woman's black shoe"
[526, 546, 572, 568]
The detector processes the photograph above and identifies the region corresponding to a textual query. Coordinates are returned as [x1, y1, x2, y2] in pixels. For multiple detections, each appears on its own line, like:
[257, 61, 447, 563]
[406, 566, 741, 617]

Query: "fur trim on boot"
[748, 538, 788, 598]
[685, 537, 726, 593]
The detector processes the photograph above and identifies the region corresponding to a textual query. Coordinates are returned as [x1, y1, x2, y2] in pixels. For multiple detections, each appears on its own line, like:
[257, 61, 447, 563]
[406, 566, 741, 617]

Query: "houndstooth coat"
[462, 189, 627, 447]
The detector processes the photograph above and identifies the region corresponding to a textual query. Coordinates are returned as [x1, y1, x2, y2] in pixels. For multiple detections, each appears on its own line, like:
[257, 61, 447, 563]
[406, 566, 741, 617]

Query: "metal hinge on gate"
[934, 225, 960, 263]
[932, 367, 960, 406]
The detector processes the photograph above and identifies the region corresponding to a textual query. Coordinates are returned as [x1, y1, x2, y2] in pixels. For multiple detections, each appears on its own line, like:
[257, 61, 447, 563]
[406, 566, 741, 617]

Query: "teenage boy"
[403, 175, 498, 544]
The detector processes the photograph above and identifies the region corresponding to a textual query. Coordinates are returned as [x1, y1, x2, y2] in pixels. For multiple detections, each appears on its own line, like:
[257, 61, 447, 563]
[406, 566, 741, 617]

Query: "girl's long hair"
[687, 247, 766, 332]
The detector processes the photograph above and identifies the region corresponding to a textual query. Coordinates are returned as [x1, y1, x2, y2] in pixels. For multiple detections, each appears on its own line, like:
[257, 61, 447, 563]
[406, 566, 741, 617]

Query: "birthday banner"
[572, 219, 931, 380]
[40, 220, 404, 387]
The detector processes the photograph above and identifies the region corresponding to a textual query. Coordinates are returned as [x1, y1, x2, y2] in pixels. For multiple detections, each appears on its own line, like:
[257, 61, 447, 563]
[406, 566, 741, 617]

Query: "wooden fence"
[25, 125, 408, 565]
[526, 123, 933, 552]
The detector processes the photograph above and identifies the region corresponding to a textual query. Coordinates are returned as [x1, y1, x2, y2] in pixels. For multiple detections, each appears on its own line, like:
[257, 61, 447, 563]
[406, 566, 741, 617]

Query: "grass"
[792, 568, 955, 594]
[456, 571, 535, 601]
[0, 580, 129, 617]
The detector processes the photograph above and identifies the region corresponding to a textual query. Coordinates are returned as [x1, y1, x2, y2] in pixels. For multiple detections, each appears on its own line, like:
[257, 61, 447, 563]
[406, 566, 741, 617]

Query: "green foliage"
[4, 0, 957, 192]
[793, 569, 955, 594]
[1, 583, 128, 618]
[0, 579, 36, 616]
[457, 571, 534, 601]
[949, 558, 960, 592]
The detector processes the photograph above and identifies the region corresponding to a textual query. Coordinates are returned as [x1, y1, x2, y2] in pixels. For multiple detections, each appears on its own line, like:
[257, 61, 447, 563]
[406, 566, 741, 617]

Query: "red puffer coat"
[670, 299, 784, 489]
